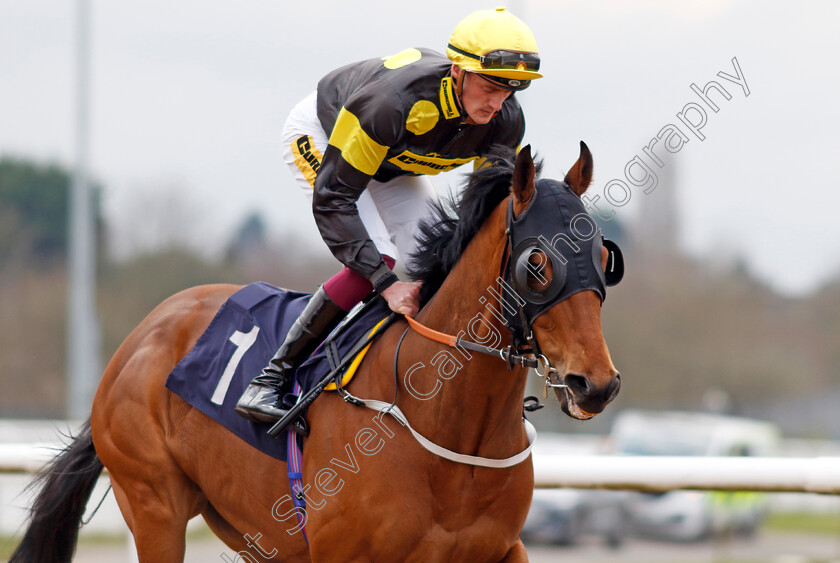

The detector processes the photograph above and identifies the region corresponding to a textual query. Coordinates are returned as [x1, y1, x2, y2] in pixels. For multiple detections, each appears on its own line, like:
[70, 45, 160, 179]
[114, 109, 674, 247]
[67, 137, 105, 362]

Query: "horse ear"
[512, 145, 536, 216]
[564, 141, 594, 197]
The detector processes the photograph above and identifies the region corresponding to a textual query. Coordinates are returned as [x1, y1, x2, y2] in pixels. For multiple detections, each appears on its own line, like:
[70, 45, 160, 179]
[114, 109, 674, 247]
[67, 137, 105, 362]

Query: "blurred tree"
[0, 157, 102, 269]
[224, 211, 268, 263]
[1, 157, 838, 436]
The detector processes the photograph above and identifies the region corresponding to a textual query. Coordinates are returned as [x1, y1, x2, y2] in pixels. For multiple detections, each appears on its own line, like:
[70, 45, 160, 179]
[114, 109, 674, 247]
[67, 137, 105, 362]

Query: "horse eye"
[526, 251, 552, 291]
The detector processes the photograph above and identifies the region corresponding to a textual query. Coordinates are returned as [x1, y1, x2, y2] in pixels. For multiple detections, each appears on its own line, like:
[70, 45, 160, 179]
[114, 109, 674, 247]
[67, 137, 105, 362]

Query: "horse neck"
[404, 198, 529, 449]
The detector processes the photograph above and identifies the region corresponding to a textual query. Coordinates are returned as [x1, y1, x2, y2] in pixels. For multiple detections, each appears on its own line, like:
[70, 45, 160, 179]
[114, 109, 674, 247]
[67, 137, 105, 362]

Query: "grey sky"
[2, 1, 838, 295]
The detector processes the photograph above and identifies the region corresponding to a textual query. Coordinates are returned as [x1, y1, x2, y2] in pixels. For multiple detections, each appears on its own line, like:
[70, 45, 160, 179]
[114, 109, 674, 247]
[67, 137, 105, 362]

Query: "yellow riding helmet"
[447, 7, 542, 90]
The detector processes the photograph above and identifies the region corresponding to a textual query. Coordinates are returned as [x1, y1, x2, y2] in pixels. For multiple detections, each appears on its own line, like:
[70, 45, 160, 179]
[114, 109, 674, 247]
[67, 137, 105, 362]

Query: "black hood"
[505, 178, 623, 327]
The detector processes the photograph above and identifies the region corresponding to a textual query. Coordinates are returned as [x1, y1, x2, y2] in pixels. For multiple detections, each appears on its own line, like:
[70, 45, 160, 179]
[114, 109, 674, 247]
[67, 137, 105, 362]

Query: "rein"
[404, 315, 564, 384]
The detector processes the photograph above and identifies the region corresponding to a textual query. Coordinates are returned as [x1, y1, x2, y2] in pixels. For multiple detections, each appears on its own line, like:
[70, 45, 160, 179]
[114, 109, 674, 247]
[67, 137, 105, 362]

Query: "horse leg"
[109, 470, 205, 563]
[499, 540, 529, 563]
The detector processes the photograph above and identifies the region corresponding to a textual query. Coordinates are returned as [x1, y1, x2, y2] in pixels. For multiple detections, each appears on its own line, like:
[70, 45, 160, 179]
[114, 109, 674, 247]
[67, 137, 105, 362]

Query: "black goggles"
[448, 43, 540, 72]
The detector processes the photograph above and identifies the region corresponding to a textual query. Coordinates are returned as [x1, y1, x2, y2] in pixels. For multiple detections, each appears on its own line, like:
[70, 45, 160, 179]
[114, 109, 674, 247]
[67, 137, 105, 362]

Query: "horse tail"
[10, 419, 105, 563]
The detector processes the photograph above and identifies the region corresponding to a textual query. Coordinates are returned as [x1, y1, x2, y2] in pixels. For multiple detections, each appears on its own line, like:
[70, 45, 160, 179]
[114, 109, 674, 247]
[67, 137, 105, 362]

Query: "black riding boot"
[235, 286, 345, 423]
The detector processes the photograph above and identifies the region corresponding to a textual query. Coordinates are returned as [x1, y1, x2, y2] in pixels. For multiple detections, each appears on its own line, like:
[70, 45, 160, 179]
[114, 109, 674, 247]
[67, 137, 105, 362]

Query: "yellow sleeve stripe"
[328, 108, 389, 176]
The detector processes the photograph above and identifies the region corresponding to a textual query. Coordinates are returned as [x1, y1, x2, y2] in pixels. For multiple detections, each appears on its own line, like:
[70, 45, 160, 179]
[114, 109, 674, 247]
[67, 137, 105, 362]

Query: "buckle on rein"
[535, 354, 568, 397]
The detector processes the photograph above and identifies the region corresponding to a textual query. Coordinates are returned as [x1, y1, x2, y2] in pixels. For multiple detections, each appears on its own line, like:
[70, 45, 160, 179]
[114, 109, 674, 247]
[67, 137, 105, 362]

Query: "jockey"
[236, 7, 543, 423]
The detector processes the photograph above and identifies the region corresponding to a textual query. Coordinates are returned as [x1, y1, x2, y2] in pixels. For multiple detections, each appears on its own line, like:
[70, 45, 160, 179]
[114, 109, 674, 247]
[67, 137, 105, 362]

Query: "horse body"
[11, 145, 619, 563]
[90, 201, 532, 562]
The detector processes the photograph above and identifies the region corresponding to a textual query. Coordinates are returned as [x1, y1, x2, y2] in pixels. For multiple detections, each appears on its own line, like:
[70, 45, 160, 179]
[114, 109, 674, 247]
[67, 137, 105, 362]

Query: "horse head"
[507, 142, 622, 419]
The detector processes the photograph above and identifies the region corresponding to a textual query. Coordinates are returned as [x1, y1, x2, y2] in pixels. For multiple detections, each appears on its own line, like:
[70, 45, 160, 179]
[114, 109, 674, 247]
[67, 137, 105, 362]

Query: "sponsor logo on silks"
[291, 135, 323, 188]
[439, 77, 460, 120]
[388, 150, 476, 175]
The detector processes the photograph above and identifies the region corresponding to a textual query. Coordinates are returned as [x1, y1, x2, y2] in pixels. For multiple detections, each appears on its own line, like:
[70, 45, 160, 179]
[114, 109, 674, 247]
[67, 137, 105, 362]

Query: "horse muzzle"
[554, 371, 621, 420]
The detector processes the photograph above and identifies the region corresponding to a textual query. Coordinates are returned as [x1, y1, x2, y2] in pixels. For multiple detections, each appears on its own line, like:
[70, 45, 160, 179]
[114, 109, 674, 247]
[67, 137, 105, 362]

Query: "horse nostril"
[563, 373, 591, 396]
[607, 373, 622, 400]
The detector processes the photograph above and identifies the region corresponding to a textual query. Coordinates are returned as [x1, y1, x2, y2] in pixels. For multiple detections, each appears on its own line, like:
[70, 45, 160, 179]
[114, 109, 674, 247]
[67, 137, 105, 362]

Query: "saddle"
[276, 295, 395, 436]
[165, 283, 392, 459]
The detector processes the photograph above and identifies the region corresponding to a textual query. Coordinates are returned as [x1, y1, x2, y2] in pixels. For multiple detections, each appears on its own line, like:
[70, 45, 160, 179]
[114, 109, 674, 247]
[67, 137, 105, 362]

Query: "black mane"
[407, 145, 542, 305]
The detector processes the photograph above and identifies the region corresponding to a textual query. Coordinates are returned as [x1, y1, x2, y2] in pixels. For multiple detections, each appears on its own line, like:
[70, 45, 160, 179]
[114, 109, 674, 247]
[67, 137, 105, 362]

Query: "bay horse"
[11, 143, 621, 563]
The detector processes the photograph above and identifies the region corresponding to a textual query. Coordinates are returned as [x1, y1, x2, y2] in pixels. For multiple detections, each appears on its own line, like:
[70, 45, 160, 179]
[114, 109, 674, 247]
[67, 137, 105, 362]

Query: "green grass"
[764, 511, 840, 535]
[0, 535, 18, 561]
[4, 516, 839, 561]
[0, 532, 129, 561]
[0, 524, 216, 560]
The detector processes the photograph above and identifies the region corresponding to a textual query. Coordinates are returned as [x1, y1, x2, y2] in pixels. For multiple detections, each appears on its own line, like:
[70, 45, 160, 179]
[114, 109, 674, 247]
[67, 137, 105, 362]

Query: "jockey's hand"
[381, 281, 422, 317]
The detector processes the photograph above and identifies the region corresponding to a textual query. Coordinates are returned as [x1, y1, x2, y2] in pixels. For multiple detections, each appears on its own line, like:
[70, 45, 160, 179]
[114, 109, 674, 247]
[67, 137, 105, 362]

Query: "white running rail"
[4, 444, 840, 493]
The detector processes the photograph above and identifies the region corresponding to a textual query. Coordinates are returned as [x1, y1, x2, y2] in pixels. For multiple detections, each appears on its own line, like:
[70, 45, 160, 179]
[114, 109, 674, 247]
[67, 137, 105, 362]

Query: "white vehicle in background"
[523, 432, 630, 547]
[609, 409, 781, 542]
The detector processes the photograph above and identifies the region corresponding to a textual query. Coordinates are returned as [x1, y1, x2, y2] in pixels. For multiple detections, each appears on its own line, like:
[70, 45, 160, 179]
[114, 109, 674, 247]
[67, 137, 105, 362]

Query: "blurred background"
[2, 0, 839, 561]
